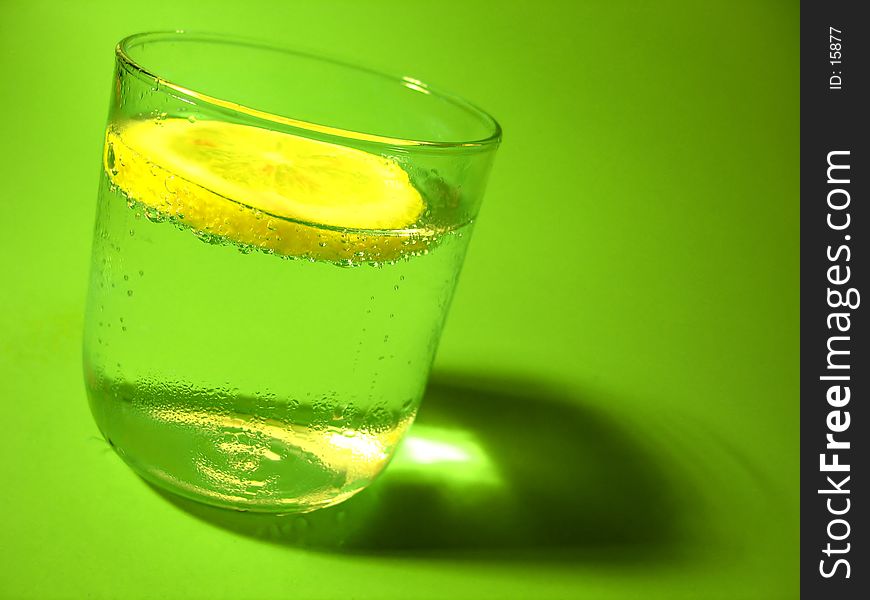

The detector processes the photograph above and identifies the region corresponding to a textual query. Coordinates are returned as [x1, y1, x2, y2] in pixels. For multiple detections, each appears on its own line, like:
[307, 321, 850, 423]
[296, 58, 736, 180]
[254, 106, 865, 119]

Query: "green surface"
[0, 1, 798, 599]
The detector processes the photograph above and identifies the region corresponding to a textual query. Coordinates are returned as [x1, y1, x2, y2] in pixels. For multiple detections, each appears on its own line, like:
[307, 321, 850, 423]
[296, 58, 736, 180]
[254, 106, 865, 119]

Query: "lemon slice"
[104, 118, 429, 263]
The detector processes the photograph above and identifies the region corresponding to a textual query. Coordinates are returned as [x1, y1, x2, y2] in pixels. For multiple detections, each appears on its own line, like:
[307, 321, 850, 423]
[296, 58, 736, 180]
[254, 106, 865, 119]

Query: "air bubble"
[106, 142, 118, 175]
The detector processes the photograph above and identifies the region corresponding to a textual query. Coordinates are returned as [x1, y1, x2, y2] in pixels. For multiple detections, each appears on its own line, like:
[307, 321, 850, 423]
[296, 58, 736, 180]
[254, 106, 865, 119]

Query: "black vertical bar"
[802, 1, 867, 597]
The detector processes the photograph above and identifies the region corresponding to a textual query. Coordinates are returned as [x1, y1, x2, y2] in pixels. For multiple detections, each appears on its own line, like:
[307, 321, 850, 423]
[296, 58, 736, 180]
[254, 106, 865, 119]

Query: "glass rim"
[116, 31, 503, 152]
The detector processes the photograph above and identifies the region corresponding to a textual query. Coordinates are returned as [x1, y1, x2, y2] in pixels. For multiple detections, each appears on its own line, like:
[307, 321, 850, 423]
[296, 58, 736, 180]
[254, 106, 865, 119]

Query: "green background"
[0, 0, 798, 598]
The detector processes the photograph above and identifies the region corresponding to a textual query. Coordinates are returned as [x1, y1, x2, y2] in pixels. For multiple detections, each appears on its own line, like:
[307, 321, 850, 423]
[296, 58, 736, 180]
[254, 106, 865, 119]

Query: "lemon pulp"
[104, 118, 428, 262]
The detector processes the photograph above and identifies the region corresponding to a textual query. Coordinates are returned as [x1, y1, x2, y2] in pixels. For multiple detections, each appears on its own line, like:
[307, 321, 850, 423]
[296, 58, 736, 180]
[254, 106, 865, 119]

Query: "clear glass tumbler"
[82, 32, 500, 512]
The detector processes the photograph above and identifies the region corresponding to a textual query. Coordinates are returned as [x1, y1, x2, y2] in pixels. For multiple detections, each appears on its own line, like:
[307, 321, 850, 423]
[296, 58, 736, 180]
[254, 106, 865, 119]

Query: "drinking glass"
[82, 32, 500, 512]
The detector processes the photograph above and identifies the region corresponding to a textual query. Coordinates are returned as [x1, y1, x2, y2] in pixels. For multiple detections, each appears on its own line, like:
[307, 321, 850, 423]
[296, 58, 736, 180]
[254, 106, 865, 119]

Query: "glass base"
[110, 439, 368, 514]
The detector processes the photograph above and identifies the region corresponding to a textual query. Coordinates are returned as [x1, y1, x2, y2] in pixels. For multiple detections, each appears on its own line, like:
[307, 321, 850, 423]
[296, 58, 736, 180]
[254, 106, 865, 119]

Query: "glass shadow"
[148, 372, 693, 562]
